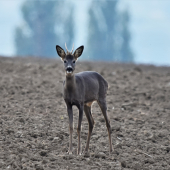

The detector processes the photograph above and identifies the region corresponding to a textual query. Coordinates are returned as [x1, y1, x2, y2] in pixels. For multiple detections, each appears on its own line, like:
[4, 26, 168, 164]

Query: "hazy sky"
[119, 0, 170, 66]
[0, 0, 170, 66]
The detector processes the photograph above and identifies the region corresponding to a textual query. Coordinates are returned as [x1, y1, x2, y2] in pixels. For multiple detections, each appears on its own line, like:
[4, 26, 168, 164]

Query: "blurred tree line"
[15, 0, 133, 62]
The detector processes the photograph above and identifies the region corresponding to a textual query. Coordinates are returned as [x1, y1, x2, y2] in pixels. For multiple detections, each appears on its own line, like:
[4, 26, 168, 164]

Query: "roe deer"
[56, 43, 113, 154]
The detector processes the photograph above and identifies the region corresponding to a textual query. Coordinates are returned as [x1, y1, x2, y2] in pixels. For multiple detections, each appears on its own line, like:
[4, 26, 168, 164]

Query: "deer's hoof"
[77, 152, 82, 155]
[77, 150, 82, 155]
[109, 148, 114, 155]
[67, 151, 73, 155]
[83, 151, 90, 158]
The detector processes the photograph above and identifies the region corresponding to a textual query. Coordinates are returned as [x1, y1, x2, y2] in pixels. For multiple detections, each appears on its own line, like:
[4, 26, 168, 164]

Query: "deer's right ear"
[73, 46, 84, 59]
[56, 45, 66, 60]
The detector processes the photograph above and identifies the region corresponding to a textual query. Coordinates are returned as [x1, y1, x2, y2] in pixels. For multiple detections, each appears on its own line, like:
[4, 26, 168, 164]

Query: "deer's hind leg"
[97, 99, 113, 153]
[84, 104, 94, 152]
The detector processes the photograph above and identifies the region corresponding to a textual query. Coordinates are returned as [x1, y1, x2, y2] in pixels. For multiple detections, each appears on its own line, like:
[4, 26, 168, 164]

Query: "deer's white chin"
[66, 71, 73, 74]
[66, 71, 73, 76]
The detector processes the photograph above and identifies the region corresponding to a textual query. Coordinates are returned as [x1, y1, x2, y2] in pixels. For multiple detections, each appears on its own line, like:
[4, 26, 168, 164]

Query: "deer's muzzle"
[66, 67, 73, 73]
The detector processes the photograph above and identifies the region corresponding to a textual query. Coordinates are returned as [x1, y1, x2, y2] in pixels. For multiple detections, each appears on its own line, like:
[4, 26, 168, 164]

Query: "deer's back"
[75, 71, 108, 102]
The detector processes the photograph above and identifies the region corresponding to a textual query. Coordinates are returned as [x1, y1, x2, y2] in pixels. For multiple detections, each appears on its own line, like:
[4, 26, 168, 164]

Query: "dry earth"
[0, 56, 170, 170]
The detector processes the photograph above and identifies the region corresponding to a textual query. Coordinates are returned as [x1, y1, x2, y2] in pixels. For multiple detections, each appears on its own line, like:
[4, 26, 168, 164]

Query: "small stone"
[39, 150, 47, 157]
[121, 161, 126, 168]
[35, 164, 44, 170]
[133, 162, 141, 170]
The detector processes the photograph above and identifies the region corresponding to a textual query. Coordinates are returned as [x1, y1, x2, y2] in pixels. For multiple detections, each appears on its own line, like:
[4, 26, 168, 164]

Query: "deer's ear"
[56, 45, 66, 59]
[73, 46, 84, 59]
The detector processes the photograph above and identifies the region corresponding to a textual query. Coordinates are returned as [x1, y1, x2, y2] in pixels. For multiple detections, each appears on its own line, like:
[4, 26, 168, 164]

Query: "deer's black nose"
[66, 67, 73, 72]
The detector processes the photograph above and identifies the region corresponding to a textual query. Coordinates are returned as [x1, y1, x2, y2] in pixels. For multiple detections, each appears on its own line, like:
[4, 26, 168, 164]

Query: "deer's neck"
[65, 74, 76, 92]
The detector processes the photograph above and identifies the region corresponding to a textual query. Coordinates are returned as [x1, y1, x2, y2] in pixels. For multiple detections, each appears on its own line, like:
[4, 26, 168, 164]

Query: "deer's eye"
[64, 60, 67, 63]
[73, 60, 75, 64]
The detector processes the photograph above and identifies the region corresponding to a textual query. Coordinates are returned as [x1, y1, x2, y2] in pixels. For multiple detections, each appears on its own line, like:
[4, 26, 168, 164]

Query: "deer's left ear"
[56, 45, 66, 60]
[73, 46, 84, 59]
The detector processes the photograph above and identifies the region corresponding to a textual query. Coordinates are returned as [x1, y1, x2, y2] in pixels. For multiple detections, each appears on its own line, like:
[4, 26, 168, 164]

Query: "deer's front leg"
[77, 105, 83, 155]
[67, 103, 73, 154]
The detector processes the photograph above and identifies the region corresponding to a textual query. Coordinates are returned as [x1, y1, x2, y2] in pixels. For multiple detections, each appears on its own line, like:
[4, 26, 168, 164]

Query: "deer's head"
[56, 43, 84, 76]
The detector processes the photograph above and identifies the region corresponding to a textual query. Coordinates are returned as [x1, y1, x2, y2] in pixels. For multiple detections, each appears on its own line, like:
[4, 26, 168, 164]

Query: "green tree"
[15, 1, 74, 57]
[87, 1, 133, 62]
[119, 9, 134, 62]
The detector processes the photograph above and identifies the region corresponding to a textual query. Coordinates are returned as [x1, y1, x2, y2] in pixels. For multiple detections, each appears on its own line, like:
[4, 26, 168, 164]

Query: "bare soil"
[0, 56, 170, 170]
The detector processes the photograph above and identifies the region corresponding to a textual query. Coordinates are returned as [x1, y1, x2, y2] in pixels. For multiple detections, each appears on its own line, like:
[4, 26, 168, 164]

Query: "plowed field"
[0, 57, 170, 170]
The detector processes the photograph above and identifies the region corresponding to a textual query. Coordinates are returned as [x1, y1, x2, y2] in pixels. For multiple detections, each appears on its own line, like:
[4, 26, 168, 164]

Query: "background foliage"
[15, 0, 133, 62]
